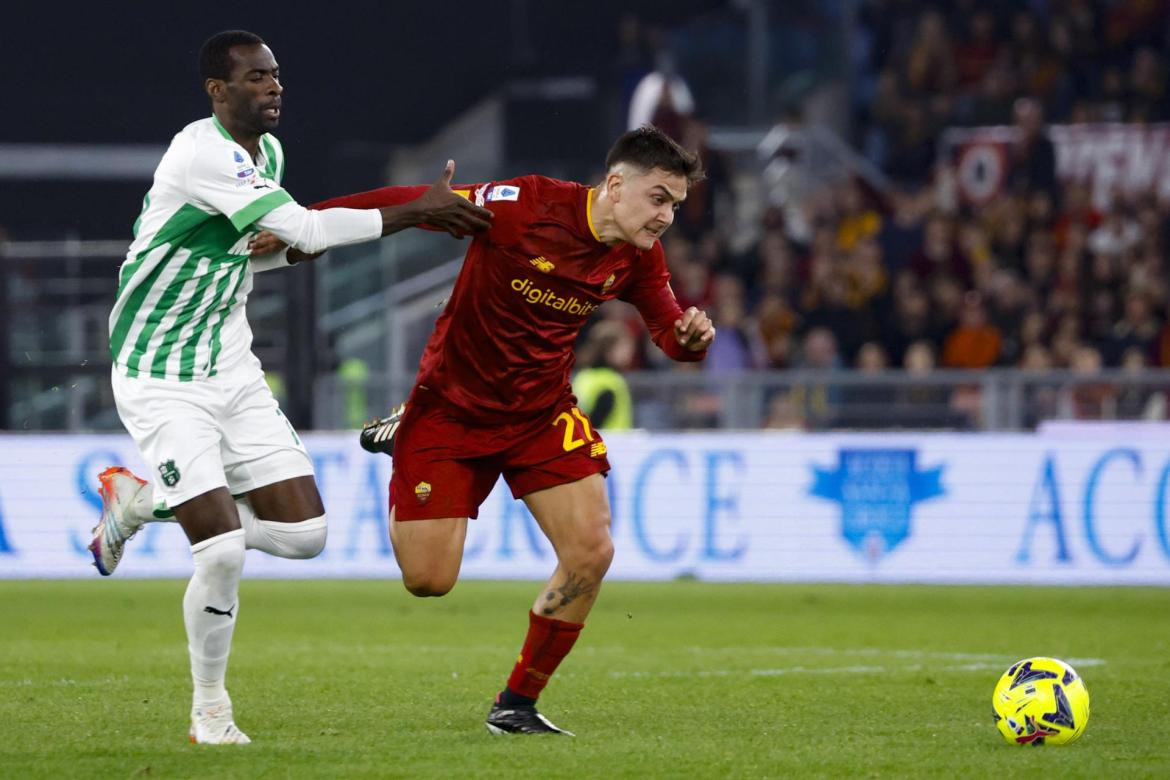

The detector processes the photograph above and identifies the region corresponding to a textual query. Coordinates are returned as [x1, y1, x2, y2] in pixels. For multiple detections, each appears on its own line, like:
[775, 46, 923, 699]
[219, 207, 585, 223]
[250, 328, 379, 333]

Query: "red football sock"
[505, 610, 584, 700]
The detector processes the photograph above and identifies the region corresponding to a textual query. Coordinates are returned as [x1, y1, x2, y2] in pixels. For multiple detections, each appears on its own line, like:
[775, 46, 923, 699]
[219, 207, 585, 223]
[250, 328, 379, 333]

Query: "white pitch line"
[679, 646, 1106, 665]
[610, 658, 1106, 680]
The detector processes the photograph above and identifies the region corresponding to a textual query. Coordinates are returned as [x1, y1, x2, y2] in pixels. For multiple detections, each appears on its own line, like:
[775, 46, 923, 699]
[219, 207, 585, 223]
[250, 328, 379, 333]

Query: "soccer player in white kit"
[88, 29, 492, 745]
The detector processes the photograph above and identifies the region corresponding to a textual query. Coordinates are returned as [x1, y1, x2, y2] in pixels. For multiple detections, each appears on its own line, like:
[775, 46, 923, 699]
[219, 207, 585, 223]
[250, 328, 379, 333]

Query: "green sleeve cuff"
[229, 189, 294, 231]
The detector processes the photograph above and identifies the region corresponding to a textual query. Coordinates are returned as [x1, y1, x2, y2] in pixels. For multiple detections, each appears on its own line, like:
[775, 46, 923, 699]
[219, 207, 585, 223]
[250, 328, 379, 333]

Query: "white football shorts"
[111, 358, 314, 508]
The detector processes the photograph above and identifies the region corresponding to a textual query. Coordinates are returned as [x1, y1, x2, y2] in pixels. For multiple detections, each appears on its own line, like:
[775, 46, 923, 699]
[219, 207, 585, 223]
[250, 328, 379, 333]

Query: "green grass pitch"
[3, 580, 1169, 778]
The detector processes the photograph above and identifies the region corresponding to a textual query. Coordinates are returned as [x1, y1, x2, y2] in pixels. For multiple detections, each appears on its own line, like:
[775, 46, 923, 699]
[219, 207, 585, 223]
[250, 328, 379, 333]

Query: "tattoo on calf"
[541, 571, 594, 615]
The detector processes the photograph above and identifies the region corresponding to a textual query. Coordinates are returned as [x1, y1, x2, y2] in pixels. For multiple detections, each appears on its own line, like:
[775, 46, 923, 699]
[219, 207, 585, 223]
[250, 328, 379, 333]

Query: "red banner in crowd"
[942, 124, 1170, 208]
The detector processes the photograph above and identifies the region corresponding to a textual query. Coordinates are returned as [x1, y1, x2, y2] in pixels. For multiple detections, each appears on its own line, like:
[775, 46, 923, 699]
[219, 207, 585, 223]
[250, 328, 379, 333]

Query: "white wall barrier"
[1, 430, 1169, 583]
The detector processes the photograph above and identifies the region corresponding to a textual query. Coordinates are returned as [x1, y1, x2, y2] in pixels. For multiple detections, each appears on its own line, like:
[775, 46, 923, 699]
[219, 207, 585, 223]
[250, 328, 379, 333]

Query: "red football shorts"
[389, 387, 611, 521]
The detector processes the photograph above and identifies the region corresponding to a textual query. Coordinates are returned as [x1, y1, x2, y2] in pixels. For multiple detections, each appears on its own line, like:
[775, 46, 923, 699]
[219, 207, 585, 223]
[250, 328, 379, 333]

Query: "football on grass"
[991, 657, 1090, 746]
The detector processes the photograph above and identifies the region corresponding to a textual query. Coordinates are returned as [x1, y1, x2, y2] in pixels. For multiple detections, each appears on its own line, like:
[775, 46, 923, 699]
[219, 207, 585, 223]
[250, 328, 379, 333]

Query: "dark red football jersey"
[312, 175, 705, 422]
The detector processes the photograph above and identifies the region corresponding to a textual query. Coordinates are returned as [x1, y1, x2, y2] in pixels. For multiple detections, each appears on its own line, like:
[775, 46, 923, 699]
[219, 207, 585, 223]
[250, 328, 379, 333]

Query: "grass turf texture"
[2, 581, 1169, 779]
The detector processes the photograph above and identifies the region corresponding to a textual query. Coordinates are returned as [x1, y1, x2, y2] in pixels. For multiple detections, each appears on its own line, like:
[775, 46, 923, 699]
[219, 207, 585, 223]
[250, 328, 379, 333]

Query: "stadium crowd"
[586, 1, 1170, 429]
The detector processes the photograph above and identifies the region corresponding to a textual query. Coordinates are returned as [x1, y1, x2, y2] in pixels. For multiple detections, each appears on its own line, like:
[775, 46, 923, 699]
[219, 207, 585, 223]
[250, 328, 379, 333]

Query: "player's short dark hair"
[199, 30, 265, 81]
[605, 126, 705, 185]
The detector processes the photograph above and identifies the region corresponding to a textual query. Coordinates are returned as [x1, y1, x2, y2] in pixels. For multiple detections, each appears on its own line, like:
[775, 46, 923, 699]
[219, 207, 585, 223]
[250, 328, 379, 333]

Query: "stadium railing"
[10, 242, 1170, 433]
[313, 368, 1170, 433]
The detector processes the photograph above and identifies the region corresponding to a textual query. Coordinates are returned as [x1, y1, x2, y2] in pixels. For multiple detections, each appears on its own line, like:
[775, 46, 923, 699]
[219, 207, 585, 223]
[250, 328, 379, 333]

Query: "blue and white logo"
[810, 449, 945, 562]
[487, 185, 520, 202]
[233, 151, 245, 164]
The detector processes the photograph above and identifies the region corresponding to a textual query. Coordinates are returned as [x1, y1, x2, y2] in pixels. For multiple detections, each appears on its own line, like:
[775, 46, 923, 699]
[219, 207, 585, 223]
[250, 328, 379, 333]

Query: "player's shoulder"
[483, 175, 582, 205]
[181, 117, 249, 167]
[178, 119, 264, 187]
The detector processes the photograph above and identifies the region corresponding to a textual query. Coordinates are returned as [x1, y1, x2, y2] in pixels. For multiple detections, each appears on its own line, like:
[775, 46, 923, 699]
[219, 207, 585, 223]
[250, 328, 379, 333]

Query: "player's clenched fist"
[673, 306, 715, 351]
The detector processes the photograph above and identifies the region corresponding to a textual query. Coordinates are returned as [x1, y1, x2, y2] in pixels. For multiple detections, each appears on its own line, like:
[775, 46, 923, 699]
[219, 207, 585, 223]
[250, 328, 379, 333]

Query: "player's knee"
[194, 530, 247, 579]
[588, 534, 616, 578]
[562, 526, 615, 580]
[284, 523, 327, 559]
[288, 515, 328, 559]
[255, 515, 327, 560]
[402, 571, 457, 598]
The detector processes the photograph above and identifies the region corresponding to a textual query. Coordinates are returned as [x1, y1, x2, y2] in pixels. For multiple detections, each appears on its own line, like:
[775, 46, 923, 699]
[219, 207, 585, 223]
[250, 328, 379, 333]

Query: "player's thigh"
[111, 369, 232, 510]
[245, 475, 324, 522]
[217, 366, 316, 503]
[504, 403, 612, 556]
[172, 486, 242, 545]
[522, 473, 613, 558]
[388, 505, 468, 565]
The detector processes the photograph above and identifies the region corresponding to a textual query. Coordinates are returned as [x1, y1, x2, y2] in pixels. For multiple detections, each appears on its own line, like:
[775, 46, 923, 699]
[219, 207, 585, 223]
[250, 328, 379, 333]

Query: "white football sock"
[236, 500, 327, 559]
[183, 529, 245, 707]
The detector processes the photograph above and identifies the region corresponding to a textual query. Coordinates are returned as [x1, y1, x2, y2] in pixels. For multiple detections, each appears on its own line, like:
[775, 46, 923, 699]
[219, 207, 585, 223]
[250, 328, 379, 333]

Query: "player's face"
[614, 167, 687, 250]
[223, 44, 283, 134]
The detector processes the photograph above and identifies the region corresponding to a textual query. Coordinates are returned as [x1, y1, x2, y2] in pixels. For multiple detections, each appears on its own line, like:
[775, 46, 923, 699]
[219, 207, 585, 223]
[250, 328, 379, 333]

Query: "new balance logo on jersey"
[204, 604, 235, 618]
[601, 273, 616, 293]
[510, 278, 599, 317]
[530, 256, 555, 273]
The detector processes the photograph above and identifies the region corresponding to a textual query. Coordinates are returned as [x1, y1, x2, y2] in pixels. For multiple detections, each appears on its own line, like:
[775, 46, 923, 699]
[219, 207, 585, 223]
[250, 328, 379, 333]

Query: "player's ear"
[205, 78, 225, 103]
[607, 171, 624, 203]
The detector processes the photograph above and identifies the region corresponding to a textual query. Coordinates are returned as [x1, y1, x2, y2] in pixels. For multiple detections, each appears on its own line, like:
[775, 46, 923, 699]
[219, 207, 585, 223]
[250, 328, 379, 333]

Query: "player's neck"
[589, 187, 627, 246]
[213, 109, 262, 160]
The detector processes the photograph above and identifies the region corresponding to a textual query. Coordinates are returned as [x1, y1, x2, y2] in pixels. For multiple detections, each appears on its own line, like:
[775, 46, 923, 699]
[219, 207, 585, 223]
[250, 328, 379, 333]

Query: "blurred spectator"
[905, 9, 957, 99]
[1106, 291, 1160, 365]
[790, 328, 842, 429]
[762, 392, 805, 431]
[1008, 98, 1058, 205]
[609, 13, 654, 135]
[1059, 344, 1115, 419]
[1115, 346, 1166, 419]
[855, 341, 889, 372]
[835, 181, 883, 252]
[704, 275, 762, 373]
[573, 321, 636, 430]
[908, 215, 972, 287]
[942, 292, 1003, 369]
[986, 269, 1033, 364]
[1088, 203, 1142, 257]
[879, 280, 942, 368]
[1019, 343, 1060, 428]
[898, 340, 959, 425]
[755, 294, 799, 369]
[674, 117, 732, 240]
[627, 56, 694, 139]
[840, 341, 896, 426]
[663, 234, 711, 312]
[954, 9, 1000, 89]
[1127, 47, 1168, 122]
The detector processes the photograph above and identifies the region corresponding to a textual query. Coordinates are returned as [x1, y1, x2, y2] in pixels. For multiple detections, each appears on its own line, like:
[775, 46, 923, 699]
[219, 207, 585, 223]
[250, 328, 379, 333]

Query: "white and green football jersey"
[109, 116, 292, 381]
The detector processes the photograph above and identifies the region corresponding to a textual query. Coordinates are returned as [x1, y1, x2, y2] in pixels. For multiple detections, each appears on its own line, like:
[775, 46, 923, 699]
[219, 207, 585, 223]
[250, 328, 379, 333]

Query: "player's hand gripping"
[249, 231, 287, 257]
[674, 306, 716, 351]
[415, 160, 494, 238]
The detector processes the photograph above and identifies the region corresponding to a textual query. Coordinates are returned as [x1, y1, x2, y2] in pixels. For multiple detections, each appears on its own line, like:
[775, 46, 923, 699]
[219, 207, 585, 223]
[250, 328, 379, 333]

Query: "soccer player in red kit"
[313, 126, 714, 735]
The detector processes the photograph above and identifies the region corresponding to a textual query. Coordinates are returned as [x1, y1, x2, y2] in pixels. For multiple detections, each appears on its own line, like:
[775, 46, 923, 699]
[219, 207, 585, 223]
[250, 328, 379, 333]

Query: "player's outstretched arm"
[376, 160, 493, 238]
[249, 161, 494, 260]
